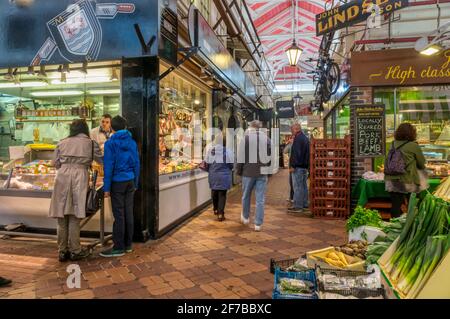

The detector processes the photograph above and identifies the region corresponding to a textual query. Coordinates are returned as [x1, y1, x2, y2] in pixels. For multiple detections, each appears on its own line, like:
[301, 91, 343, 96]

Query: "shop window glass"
[0, 61, 121, 190]
[374, 86, 450, 177]
[335, 97, 350, 139]
[159, 66, 210, 175]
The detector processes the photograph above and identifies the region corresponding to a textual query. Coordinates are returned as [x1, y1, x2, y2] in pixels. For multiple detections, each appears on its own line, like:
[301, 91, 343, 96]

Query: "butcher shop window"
[159, 66, 210, 175]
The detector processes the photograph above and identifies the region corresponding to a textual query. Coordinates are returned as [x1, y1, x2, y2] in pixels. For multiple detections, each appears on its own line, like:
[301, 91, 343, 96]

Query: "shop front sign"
[316, 0, 409, 36]
[351, 48, 450, 87]
[354, 104, 385, 158]
[188, 5, 256, 100]
[0, 0, 175, 67]
[276, 100, 295, 119]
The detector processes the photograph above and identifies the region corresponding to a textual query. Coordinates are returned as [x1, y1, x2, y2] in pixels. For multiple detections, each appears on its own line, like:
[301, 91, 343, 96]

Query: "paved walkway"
[0, 169, 346, 299]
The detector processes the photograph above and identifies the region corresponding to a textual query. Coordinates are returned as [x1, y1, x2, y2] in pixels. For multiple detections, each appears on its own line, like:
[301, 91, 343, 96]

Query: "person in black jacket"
[288, 124, 310, 214]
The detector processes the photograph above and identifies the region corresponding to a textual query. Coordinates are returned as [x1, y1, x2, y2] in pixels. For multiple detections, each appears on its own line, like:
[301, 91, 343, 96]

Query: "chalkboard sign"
[355, 105, 385, 158]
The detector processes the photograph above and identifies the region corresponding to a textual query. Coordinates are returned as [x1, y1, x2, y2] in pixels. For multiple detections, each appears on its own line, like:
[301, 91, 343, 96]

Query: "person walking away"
[204, 135, 234, 221]
[100, 116, 140, 257]
[90, 114, 113, 154]
[385, 123, 427, 218]
[49, 119, 103, 262]
[236, 120, 272, 232]
[288, 123, 310, 214]
[284, 135, 294, 204]
[0, 276, 12, 287]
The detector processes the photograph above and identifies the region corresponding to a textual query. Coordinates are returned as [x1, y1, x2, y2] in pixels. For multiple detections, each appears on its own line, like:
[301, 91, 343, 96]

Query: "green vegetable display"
[346, 206, 383, 232]
[383, 192, 450, 298]
[279, 278, 314, 295]
[366, 216, 407, 265]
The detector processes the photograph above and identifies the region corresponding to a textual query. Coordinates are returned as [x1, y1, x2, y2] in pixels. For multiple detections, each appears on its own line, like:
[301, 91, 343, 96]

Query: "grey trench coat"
[49, 133, 103, 219]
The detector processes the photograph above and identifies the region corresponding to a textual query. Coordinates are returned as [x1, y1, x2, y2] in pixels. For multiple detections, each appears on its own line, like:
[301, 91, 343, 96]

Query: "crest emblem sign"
[31, 0, 135, 66]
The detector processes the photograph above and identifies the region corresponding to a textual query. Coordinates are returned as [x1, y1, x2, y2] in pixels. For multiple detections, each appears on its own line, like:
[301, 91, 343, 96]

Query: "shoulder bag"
[86, 141, 103, 216]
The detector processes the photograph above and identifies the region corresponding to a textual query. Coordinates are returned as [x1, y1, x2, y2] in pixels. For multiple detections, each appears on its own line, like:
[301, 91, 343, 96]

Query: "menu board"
[355, 105, 385, 158]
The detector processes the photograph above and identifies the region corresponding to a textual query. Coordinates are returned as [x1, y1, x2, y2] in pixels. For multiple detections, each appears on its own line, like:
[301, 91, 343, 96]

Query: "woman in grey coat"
[49, 120, 102, 262]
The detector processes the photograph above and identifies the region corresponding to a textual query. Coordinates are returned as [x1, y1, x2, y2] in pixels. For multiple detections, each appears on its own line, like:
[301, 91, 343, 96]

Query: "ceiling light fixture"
[51, 76, 112, 85]
[415, 22, 450, 56]
[88, 89, 121, 95]
[286, 0, 303, 66]
[27, 66, 35, 75]
[38, 65, 47, 78]
[30, 90, 84, 97]
[58, 64, 70, 74]
[0, 81, 49, 88]
[80, 61, 88, 74]
[110, 68, 119, 81]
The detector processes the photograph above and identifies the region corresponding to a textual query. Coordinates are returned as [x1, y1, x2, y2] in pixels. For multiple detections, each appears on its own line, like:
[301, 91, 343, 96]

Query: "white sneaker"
[255, 225, 262, 232]
[241, 214, 249, 225]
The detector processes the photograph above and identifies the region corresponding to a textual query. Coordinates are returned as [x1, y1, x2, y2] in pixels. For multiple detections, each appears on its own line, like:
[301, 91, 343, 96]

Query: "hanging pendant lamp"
[286, 0, 302, 66]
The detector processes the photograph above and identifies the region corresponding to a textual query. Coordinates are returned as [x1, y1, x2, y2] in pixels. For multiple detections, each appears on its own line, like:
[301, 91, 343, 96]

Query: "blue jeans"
[293, 168, 308, 209]
[242, 176, 268, 226]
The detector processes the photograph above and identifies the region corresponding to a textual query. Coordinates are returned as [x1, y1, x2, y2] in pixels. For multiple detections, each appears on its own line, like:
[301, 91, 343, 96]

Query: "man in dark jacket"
[288, 124, 310, 213]
[100, 116, 140, 258]
[236, 120, 272, 232]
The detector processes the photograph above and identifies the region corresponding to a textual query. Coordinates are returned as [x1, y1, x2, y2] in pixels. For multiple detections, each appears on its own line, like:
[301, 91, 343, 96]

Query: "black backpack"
[385, 141, 409, 176]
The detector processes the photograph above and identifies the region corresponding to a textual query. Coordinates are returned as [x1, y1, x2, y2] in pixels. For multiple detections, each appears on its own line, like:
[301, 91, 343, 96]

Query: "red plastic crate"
[310, 179, 348, 189]
[312, 208, 350, 219]
[310, 136, 351, 220]
[312, 159, 349, 169]
[310, 169, 349, 179]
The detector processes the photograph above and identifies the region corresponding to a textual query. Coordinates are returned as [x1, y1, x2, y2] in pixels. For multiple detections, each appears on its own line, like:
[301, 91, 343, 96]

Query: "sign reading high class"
[351, 48, 450, 87]
[315, 0, 409, 36]
[354, 104, 385, 158]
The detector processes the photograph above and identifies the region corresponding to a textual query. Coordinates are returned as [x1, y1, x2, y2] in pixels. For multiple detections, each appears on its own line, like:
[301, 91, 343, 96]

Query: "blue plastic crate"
[272, 268, 318, 300]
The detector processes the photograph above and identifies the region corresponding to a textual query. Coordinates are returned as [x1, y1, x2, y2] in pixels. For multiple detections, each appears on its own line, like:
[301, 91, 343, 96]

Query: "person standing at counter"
[90, 114, 113, 154]
[385, 123, 427, 218]
[49, 119, 103, 262]
[100, 116, 140, 258]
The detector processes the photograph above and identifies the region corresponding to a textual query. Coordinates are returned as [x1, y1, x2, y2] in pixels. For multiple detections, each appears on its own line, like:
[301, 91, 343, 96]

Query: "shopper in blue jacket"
[204, 135, 234, 222]
[100, 116, 140, 258]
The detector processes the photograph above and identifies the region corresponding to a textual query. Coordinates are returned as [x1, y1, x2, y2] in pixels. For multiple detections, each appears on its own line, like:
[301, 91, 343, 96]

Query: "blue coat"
[205, 144, 234, 190]
[103, 130, 140, 192]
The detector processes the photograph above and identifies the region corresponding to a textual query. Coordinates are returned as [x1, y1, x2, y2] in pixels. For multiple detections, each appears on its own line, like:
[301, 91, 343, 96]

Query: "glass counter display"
[158, 66, 208, 176]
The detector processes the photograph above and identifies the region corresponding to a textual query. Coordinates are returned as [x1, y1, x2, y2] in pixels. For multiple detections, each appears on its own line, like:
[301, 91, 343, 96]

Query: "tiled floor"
[0, 169, 347, 299]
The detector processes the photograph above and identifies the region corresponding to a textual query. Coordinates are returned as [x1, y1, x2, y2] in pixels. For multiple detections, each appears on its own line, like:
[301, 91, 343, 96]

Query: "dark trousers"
[390, 192, 409, 218]
[111, 180, 135, 251]
[289, 172, 294, 200]
[212, 190, 227, 214]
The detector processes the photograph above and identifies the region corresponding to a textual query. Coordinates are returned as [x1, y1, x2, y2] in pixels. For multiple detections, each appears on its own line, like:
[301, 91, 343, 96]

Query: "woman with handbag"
[49, 119, 103, 262]
[202, 134, 234, 221]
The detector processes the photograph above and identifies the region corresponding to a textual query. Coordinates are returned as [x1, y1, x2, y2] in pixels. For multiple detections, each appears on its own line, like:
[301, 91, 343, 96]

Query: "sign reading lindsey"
[351, 48, 450, 87]
[316, 0, 409, 36]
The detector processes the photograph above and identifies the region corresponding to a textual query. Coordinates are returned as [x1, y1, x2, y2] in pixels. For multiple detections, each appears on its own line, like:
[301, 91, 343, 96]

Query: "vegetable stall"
[270, 190, 450, 299]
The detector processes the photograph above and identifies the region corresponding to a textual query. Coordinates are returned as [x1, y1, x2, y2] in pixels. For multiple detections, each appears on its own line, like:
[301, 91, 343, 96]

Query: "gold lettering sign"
[351, 48, 450, 87]
[315, 0, 409, 36]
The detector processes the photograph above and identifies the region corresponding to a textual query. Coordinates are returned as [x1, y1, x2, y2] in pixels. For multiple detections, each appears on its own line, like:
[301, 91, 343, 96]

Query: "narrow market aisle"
[0, 169, 346, 299]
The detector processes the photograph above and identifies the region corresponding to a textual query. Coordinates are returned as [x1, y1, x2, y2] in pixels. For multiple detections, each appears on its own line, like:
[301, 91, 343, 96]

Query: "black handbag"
[86, 141, 103, 216]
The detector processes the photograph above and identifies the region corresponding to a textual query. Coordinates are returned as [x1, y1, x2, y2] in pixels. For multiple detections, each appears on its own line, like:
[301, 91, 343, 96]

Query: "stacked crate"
[310, 135, 351, 219]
